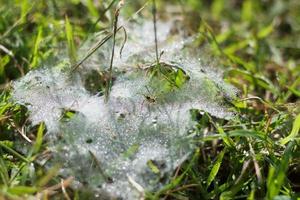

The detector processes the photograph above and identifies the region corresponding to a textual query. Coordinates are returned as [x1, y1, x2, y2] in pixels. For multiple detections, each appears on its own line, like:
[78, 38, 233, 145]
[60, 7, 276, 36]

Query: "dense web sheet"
[12, 19, 237, 199]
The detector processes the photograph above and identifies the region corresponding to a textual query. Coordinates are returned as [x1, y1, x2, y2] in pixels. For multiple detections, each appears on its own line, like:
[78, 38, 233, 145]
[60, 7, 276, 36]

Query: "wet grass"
[0, 0, 300, 199]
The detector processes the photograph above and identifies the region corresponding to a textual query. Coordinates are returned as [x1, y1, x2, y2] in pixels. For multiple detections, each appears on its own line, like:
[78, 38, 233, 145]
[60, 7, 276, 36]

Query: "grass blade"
[266, 142, 294, 199]
[32, 122, 45, 155]
[65, 15, 77, 65]
[0, 142, 29, 163]
[280, 114, 300, 145]
[7, 186, 37, 195]
[30, 26, 43, 69]
[207, 148, 226, 188]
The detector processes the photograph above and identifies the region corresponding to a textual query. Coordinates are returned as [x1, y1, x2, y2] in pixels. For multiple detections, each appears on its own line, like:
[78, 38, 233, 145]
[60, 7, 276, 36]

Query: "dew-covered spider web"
[12, 16, 237, 199]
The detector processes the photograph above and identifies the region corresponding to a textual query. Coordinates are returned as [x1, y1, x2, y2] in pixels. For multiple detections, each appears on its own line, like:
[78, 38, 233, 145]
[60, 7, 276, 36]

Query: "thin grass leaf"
[32, 122, 45, 154]
[217, 126, 235, 149]
[30, 26, 43, 69]
[247, 188, 255, 200]
[228, 69, 279, 95]
[20, 0, 30, 23]
[206, 148, 226, 188]
[65, 15, 77, 65]
[147, 160, 160, 174]
[86, 0, 99, 17]
[37, 164, 61, 187]
[0, 153, 9, 185]
[71, 26, 123, 72]
[241, 0, 253, 22]
[7, 186, 37, 195]
[152, 0, 159, 64]
[220, 178, 252, 200]
[153, 149, 200, 198]
[228, 129, 273, 144]
[257, 22, 274, 39]
[0, 142, 29, 163]
[198, 20, 226, 57]
[105, 2, 121, 101]
[90, 0, 118, 32]
[0, 55, 10, 78]
[226, 54, 256, 72]
[287, 87, 300, 97]
[280, 114, 300, 145]
[224, 40, 249, 55]
[211, 0, 224, 20]
[266, 142, 294, 199]
[0, 2, 34, 40]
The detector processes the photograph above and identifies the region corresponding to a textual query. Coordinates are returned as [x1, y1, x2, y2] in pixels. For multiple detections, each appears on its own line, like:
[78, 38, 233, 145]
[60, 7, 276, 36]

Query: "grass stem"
[152, 0, 159, 64]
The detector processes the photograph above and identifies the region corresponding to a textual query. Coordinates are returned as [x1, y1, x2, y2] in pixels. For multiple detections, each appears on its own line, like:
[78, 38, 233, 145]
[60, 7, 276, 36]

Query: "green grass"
[0, 0, 300, 199]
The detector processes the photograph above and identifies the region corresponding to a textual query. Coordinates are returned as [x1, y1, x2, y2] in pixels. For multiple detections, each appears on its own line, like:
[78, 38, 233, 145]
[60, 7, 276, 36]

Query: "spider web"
[12, 17, 237, 199]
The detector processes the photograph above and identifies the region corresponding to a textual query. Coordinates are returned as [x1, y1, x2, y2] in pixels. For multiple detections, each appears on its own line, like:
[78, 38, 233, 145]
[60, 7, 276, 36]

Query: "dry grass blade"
[152, 0, 159, 64]
[105, 1, 124, 101]
[36, 177, 74, 198]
